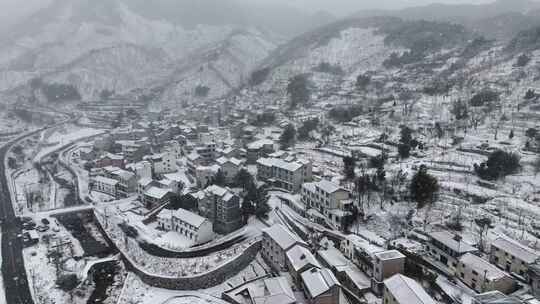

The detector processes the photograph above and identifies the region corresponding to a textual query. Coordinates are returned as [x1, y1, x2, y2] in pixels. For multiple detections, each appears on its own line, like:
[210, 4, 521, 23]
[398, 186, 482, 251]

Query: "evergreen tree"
[212, 170, 226, 186]
[287, 74, 310, 109]
[410, 165, 439, 209]
[234, 169, 253, 190]
[279, 124, 296, 149]
[343, 156, 356, 180]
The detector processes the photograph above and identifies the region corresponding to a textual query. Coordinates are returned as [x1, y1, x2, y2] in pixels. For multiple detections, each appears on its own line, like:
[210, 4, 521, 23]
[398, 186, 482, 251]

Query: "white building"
[257, 157, 312, 192]
[195, 141, 217, 161]
[490, 237, 539, 279]
[340, 234, 385, 276]
[194, 164, 221, 188]
[371, 250, 406, 295]
[92, 176, 118, 197]
[261, 224, 307, 271]
[216, 157, 244, 184]
[301, 179, 352, 230]
[286, 244, 322, 283]
[383, 274, 436, 304]
[156, 208, 213, 245]
[141, 186, 173, 209]
[147, 152, 177, 175]
[300, 267, 341, 304]
[426, 231, 478, 273]
[223, 277, 296, 304]
[458, 253, 515, 294]
[126, 161, 152, 180]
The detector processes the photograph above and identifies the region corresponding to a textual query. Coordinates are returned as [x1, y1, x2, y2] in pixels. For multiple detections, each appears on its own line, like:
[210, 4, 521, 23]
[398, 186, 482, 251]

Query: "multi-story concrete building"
[317, 247, 371, 297]
[126, 161, 152, 180]
[426, 231, 478, 273]
[91, 176, 118, 197]
[96, 152, 125, 168]
[257, 157, 312, 192]
[458, 253, 515, 294]
[489, 237, 539, 279]
[156, 208, 213, 245]
[118, 140, 150, 163]
[223, 276, 297, 304]
[340, 234, 384, 276]
[246, 139, 275, 164]
[146, 152, 177, 175]
[195, 141, 217, 161]
[383, 274, 436, 304]
[196, 185, 242, 234]
[371, 250, 406, 295]
[286, 244, 321, 284]
[102, 168, 137, 198]
[141, 186, 173, 209]
[216, 157, 244, 184]
[300, 267, 341, 304]
[194, 164, 221, 188]
[261, 224, 307, 272]
[301, 179, 352, 230]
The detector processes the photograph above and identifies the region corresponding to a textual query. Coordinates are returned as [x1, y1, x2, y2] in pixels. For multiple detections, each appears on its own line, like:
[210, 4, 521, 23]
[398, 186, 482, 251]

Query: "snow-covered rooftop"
[145, 186, 171, 199]
[300, 267, 340, 298]
[459, 253, 511, 281]
[173, 208, 208, 228]
[93, 175, 119, 185]
[491, 237, 539, 264]
[286, 244, 321, 272]
[316, 179, 345, 194]
[257, 157, 303, 172]
[317, 247, 350, 270]
[374, 250, 405, 261]
[384, 274, 436, 304]
[263, 224, 306, 250]
[428, 231, 477, 254]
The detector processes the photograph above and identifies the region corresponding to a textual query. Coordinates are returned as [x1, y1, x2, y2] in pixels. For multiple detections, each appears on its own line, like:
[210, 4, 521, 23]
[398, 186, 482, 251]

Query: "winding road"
[1, 112, 76, 304]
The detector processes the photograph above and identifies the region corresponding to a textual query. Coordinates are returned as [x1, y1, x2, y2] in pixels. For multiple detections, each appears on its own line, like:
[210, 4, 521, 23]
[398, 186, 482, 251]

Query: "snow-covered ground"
[116, 253, 271, 304]
[94, 202, 261, 279]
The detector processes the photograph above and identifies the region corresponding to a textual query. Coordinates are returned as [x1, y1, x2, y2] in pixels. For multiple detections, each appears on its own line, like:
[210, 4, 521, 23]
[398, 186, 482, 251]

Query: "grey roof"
[300, 267, 339, 298]
[429, 231, 477, 254]
[374, 250, 406, 261]
[491, 238, 539, 264]
[257, 157, 303, 172]
[173, 208, 208, 228]
[316, 179, 345, 194]
[473, 291, 524, 304]
[460, 253, 510, 281]
[286, 245, 321, 272]
[263, 224, 306, 251]
[384, 274, 436, 304]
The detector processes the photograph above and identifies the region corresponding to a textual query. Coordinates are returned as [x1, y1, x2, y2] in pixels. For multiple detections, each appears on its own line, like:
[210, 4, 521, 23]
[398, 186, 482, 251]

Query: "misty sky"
[0, 0, 498, 27]
[250, 0, 495, 15]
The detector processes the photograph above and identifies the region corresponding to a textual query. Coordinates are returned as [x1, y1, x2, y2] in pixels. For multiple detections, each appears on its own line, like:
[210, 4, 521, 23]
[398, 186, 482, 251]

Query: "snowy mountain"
[0, 0, 321, 103]
[240, 17, 476, 104]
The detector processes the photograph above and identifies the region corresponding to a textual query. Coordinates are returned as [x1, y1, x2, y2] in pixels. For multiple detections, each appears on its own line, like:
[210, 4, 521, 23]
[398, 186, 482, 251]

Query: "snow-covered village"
[1, 1, 540, 304]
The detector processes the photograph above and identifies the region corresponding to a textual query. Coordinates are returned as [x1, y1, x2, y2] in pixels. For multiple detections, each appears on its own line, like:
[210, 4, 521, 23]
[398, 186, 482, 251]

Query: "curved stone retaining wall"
[92, 209, 261, 290]
[124, 241, 261, 290]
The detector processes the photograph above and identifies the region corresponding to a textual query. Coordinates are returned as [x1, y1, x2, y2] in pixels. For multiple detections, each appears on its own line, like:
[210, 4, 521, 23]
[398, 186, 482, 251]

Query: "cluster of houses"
[247, 222, 540, 304]
[81, 120, 359, 236]
[250, 224, 427, 304]
[77, 118, 540, 304]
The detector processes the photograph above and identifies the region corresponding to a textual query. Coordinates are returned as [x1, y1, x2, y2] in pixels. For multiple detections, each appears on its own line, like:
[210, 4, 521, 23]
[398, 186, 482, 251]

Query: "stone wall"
[122, 240, 261, 290]
[92, 209, 261, 290]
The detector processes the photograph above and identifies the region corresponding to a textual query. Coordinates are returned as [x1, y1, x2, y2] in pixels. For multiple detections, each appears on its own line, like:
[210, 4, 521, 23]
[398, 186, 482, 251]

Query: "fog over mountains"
[0, 0, 539, 104]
